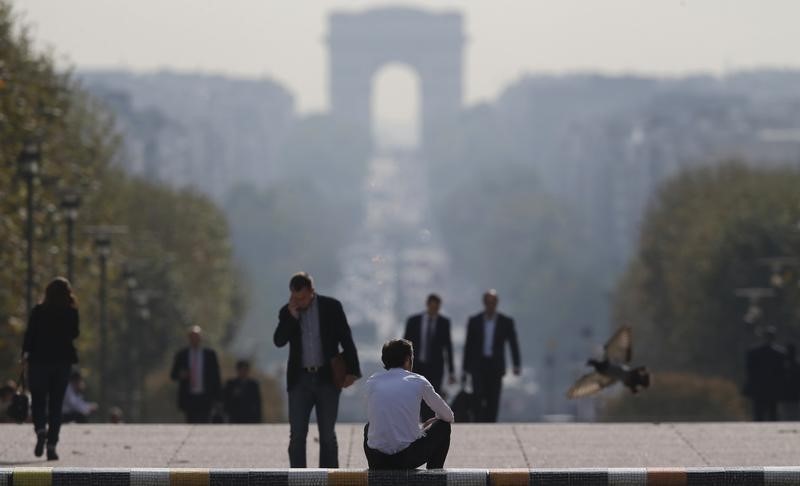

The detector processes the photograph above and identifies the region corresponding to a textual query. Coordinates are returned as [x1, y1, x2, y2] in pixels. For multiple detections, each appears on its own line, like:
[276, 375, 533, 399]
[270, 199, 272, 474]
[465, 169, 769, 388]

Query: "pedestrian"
[274, 272, 361, 468]
[744, 325, 786, 421]
[22, 277, 80, 460]
[61, 370, 97, 423]
[782, 343, 800, 420]
[170, 326, 222, 423]
[363, 339, 454, 470]
[403, 293, 455, 420]
[461, 289, 521, 422]
[223, 360, 262, 423]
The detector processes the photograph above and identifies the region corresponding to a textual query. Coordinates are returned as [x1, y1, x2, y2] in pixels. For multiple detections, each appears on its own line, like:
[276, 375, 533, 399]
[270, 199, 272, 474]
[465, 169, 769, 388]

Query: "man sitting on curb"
[364, 339, 454, 470]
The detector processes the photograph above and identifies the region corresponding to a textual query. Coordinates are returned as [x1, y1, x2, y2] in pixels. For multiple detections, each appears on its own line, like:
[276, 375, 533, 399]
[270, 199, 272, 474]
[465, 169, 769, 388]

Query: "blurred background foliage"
[611, 164, 800, 411]
[0, 2, 284, 421]
[601, 372, 749, 422]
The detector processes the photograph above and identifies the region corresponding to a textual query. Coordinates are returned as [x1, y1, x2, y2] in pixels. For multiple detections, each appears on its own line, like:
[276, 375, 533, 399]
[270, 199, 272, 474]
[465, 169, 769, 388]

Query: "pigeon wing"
[566, 372, 617, 399]
[605, 326, 633, 364]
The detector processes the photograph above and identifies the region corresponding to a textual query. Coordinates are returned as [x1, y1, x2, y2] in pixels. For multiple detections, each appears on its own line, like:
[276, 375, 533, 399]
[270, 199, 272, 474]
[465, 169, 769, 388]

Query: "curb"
[2, 467, 799, 485]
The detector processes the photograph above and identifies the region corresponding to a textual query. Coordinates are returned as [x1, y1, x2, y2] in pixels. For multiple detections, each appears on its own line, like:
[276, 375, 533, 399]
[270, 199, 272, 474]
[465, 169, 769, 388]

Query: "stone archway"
[327, 7, 465, 149]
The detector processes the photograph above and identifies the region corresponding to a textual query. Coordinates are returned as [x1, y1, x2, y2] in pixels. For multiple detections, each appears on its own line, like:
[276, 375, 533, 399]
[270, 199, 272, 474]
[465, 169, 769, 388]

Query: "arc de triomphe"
[327, 7, 465, 149]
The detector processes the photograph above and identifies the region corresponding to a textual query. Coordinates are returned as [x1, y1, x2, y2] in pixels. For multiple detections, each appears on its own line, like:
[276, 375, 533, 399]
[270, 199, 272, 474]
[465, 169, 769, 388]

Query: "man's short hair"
[426, 293, 442, 305]
[236, 359, 251, 371]
[382, 339, 414, 370]
[290, 272, 314, 292]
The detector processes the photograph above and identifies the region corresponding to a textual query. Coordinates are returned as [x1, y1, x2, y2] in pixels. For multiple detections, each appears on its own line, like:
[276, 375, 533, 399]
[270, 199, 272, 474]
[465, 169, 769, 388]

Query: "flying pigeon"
[566, 326, 650, 399]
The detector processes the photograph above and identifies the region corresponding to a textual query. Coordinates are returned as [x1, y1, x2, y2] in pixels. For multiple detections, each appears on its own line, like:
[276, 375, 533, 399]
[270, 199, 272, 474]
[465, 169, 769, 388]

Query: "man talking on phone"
[274, 272, 361, 468]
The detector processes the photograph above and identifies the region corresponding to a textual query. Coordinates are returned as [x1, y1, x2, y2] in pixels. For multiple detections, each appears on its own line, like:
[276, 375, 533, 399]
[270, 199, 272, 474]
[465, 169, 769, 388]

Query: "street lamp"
[759, 257, 799, 289]
[18, 142, 40, 319]
[60, 192, 80, 284]
[86, 225, 126, 416]
[734, 287, 775, 325]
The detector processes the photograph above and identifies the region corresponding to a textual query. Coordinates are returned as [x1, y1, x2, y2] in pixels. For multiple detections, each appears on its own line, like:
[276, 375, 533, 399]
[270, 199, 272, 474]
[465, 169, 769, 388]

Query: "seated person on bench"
[364, 339, 454, 470]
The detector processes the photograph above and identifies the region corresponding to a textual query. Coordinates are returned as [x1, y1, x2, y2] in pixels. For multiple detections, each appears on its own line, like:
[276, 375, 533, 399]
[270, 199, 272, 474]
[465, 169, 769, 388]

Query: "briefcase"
[7, 371, 29, 424]
[450, 389, 475, 423]
[331, 353, 347, 388]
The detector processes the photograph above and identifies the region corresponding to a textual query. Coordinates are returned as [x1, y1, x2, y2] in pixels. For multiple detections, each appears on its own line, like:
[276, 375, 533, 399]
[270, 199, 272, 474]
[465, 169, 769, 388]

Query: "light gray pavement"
[1, 423, 799, 468]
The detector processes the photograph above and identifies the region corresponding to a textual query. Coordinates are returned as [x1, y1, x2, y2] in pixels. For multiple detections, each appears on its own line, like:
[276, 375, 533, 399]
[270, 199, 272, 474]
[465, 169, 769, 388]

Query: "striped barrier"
[2, 468, 800, 485]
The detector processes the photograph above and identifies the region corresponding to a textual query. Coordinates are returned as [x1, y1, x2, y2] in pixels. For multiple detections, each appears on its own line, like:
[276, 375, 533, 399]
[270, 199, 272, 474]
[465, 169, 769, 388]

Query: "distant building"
[82, 70, 295, 200]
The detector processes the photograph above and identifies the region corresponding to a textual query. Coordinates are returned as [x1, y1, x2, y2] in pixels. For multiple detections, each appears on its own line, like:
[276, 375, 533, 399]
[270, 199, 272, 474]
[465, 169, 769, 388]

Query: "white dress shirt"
[365, 368, 454, 455]
[483, 316, 496, 357]
[62, 383, 93, 416]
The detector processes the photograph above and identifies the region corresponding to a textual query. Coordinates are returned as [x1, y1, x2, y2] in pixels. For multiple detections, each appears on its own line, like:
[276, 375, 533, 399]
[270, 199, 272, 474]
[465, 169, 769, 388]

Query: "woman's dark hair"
[382, 339, 413, 370]
[42, 277, 77, 308]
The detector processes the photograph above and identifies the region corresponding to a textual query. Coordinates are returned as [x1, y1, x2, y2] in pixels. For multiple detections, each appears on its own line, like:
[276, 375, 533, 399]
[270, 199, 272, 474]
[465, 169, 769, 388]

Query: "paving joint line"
[510, 424, 531, 468]
[346, 424, 355, 468]
[166, 425, 196, 467]
[668, 423, 710, 466]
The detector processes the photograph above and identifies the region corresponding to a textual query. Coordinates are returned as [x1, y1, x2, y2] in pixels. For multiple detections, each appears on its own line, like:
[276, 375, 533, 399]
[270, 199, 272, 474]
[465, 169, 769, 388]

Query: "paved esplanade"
[0, 423, 798, 468]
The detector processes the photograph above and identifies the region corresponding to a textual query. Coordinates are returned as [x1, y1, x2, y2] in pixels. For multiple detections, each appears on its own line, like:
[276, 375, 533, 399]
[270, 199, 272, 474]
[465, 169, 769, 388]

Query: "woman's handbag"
[7, 370, 30, 424]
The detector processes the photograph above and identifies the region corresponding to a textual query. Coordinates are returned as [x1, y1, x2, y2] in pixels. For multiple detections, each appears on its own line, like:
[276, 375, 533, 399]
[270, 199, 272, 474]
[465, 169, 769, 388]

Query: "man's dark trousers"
[289, 370, 341, 468]
[363, 420, 451, 469]
[473, 358, 503, 422]
[184, 394, 213, 424]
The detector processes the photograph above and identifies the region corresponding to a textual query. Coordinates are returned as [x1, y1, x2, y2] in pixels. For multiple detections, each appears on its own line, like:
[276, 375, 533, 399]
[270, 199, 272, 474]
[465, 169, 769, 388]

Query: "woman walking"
[22, 277, 80, 460]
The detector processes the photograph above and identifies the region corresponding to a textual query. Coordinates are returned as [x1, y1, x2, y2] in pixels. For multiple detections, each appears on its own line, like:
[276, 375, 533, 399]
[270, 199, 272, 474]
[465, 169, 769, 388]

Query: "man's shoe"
[46, 445, 58, 461]
[34, 431, 46, 457]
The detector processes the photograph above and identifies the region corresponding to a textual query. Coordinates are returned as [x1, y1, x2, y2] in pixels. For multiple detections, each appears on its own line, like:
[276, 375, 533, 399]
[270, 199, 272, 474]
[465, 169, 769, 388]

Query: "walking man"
[223, 360, 262, 423]
[274, 272, 361, 468]
[170, 326, 222, 423]
[744, 325, 786, 421]
[403, 293, 455, 419]
[364, 339, 454, 470]
[462, 289, 521, 422]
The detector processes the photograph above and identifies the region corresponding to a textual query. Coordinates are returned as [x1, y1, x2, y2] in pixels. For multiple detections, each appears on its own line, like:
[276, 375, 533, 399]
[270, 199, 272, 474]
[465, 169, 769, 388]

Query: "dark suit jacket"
[274, 294, 361, 391]
[403, 313, 454, 384]
[223, 378, 262, 423]
[170, 347, 222, 410]
[745, 343, 787, 400]
[462, 312, 521, 377]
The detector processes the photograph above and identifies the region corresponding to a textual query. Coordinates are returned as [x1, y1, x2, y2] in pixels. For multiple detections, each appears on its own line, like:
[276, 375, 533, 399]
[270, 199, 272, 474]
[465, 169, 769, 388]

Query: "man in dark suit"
[745, 325, 786, 421]
[274, 272, 361, 468]
[462, 289, 521, 422]
[223, 360, 262, 423]
[170, 326, 222, 423]
[403, 293, 455, 419]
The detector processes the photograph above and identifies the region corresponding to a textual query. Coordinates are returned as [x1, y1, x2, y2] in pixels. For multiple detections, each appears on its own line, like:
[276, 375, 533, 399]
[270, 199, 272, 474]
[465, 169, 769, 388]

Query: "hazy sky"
[17, 1, 800, 114]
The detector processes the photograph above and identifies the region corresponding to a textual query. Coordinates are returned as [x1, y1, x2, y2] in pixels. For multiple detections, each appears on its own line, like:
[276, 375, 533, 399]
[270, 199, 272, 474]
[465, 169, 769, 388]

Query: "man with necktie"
[170, 326, 222, 423]
[403, 293, 455, 420]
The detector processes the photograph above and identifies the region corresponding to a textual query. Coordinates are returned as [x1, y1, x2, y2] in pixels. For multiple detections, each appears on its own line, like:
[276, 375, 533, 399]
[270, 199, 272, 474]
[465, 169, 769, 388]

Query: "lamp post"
[18, 142, 40, 319]
[734, 287, 776, 325]
[60, 192, 80, 284]
[94, 234, 112, 414]
[132, 288, 151, 421]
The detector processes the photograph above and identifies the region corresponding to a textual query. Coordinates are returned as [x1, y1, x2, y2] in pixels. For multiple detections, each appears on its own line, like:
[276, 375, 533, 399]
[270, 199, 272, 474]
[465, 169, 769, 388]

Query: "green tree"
[614, 163, 800, 385]
[0, 0, 245, 420]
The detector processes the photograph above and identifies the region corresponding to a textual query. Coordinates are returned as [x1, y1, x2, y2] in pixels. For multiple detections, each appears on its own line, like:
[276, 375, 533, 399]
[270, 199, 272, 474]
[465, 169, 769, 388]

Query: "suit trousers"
[414, 362, 443, 421]
[184, 394, 213, 424]
[28, 363, 71, 444]
[363, 420, 451, 470]
[288, 370, 341, 468]
[472, 359, 503, 422]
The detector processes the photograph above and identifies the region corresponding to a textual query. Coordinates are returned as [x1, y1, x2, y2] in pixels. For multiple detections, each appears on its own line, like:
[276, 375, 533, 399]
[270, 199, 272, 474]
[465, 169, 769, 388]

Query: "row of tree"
[0, 1, 246, 421]
[608, 163, 800, 420]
